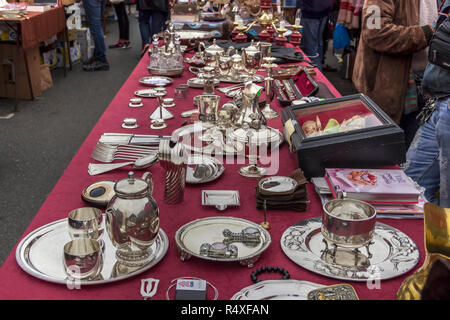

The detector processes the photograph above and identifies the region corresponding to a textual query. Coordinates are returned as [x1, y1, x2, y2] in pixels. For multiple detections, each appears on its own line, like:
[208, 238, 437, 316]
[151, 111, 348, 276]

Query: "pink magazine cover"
[325, 168, 421, 204]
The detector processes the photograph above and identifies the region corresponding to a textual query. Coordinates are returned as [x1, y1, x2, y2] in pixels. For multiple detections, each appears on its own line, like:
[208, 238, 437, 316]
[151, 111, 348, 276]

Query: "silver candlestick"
[261, 58, 279, 120]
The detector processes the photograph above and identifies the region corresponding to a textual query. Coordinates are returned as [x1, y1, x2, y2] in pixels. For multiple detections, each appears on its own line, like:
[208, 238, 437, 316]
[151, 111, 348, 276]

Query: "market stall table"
[0, 48, 425, 300]
[0, 6, 68, 102]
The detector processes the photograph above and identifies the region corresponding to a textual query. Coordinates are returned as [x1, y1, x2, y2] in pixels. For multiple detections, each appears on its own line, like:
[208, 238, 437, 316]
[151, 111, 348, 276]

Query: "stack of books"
[312, 168, 424, 219]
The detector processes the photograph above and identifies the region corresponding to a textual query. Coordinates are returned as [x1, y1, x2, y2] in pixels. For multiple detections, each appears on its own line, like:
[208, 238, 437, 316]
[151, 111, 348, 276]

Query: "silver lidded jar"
[106, 171, 160, 267]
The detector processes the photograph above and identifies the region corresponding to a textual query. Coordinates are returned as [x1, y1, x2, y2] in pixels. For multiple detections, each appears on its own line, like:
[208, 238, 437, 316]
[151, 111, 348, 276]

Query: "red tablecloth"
[0, 51, 425, 300]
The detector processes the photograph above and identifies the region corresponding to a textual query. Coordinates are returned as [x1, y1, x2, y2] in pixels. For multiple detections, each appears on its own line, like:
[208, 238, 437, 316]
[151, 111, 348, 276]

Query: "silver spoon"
[88, 154, 158, 176]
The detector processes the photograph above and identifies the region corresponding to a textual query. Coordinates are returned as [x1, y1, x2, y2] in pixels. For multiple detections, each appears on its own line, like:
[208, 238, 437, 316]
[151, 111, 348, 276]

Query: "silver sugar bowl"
[106, 171, 160, 267]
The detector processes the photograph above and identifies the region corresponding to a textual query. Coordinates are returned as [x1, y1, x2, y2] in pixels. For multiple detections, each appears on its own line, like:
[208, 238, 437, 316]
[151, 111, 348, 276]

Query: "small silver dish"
[122, 118, 139, 129]
[162, 98, 176, 108]
[139, 76, 173, 87]
[188, 77, 220, 89]
[129, 97, 144, 108]
[150, 119, 168, 130]
[134, 89, 166, 98]
[186, 155, 225, 184]
[181, 109, 198, 118]
[258, 176, 298, 195]
[202, 190, 240, 211]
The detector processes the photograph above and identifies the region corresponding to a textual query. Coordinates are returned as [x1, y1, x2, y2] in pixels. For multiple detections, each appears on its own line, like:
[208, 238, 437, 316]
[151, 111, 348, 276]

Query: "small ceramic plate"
[139, 76, 173, 87]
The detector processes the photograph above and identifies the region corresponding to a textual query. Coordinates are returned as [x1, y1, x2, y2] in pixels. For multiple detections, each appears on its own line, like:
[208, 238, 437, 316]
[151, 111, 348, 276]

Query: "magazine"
[324, 168, 421, 204]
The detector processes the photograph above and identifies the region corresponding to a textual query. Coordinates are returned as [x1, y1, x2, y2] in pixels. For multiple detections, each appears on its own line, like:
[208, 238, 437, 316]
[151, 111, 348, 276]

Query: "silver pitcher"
[106, 171, 160, 267]
[235, 81, 266, 128]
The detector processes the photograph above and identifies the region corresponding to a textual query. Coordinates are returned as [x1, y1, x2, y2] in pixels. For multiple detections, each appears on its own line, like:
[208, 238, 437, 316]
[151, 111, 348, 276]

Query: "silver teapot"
[106, 171, 160, 267]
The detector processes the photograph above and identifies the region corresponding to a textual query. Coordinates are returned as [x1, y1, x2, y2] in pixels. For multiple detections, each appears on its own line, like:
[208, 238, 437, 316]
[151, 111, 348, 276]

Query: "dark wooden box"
[281, 94, 406, 178]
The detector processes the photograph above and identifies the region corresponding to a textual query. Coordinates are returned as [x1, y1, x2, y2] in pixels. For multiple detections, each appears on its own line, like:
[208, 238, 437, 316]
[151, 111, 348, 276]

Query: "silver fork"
[91, 142, 158, 163]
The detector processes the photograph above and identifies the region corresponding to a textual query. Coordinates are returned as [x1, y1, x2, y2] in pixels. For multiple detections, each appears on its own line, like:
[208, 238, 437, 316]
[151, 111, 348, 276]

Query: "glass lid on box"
[293, 98, 385, 138]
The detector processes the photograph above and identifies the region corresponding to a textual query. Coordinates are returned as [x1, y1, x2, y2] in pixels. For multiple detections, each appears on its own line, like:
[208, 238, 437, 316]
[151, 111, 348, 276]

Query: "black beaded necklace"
[251, 266, 290, 283]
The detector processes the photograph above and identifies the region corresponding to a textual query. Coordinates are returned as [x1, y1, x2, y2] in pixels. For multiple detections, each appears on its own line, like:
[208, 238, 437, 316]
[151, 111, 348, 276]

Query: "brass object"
[307, 284, 359, 300]
[397, 202, 450, 300]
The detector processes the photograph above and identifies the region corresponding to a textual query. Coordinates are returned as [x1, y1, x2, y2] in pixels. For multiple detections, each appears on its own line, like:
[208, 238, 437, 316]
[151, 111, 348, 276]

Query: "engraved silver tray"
[186, 155, 225, 184]
[15, 216, 169, 286]
[231, 279, 325, 300]
[281, 217, 419, 282]
[175, 216, 271, 267]
[187, 77, 220, 89]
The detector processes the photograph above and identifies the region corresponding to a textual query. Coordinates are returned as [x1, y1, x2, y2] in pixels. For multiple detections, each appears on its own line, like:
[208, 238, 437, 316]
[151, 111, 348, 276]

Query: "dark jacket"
[138, 0, 169, 12]
[422, 0, 450, 98]
[296, 0, 333, 18]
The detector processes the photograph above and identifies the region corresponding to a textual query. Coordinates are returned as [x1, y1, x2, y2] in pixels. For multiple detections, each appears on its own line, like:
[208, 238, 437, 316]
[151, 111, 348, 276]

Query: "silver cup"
[68, 207, 103, 240]
[63, 238, 102, 280]
[259, 42, 272, 60]
[322, 199, 377, 248]
[197, 95, 221, 125]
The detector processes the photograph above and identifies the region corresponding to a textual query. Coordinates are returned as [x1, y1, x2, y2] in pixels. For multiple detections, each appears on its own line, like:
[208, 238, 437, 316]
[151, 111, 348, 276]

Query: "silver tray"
[231, 279, 324, 300]
[139, 76, 173, 87]
[148, 67, 184, 77]
[187, 77, 220, 89]
[202, 190, 240, 211]
[134, 89, 166, 98]
[15, 216, 169, 286]
[175, 216, 271, 267]
[186, 155, 225, 184]
[281, 217, 419, 282]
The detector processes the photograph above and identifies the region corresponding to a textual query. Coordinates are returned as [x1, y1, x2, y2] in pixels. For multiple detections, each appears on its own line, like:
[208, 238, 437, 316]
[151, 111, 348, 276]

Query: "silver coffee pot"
[106, 171, 160, 267]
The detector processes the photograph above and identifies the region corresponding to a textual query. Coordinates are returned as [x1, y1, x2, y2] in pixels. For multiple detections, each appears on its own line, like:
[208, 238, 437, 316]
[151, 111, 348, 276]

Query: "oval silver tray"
[186, 155, 225, 184]
[15, 216, 169, 286]
[281, 217, 419, 282]
[139, 76, 173, 87]
[175, 216, 271, 267]
[187, 77, 220, 89]
[148, 66, 184, 77]
[231, 279, 325, 300]
[134, 89, 166, 98]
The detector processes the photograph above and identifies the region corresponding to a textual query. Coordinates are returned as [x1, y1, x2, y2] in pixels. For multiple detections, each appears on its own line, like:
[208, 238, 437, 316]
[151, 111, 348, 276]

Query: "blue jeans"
[138, 10, 168, 48]
[83, 0, 107, 62]
[301, 16, 328, 71]
[404, 97, 450, 207]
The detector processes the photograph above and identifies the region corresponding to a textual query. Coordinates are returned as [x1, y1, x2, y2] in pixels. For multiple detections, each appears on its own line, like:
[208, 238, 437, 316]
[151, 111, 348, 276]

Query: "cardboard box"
[40, 64, 53, 92]
[0, 43, 42, 100]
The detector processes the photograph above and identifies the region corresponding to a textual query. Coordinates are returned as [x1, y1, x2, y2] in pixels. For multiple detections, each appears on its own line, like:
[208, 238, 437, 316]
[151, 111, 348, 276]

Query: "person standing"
[109, 0, 131, 49]
[82, 0, 110, 71]
[296, 0, 334, 71]
[137, 0, 169, 57]
[404, 0, 450, 208]
[352, 0, 435, 138]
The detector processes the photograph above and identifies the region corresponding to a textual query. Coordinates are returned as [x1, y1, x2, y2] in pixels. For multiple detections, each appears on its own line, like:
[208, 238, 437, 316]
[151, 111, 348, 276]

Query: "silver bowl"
[321, 199, 377, 248]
